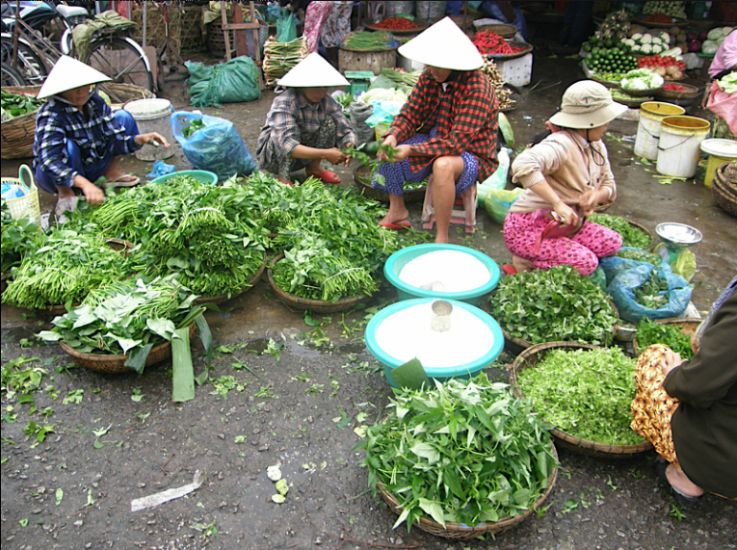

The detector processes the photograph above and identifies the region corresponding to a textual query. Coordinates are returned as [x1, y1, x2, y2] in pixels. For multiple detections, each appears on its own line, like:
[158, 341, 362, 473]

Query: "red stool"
[421, 177, 478, 234]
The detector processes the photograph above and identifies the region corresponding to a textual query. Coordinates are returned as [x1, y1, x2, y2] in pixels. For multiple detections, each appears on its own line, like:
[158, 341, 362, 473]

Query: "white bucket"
[634, 101, 685, 160]
[124, 98, 175, 161]
[656, 116, 711, 178]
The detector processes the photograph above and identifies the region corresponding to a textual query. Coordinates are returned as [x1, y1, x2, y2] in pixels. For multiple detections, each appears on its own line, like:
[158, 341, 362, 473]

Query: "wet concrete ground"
[2, 51, 736, 549]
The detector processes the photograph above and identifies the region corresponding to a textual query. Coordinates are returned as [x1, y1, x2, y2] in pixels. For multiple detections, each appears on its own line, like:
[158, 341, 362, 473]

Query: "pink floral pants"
[503, 210, 622, 276]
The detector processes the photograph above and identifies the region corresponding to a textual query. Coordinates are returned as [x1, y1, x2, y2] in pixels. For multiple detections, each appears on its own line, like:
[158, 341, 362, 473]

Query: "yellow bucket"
[656, 116, 711, 178]
[634, 102, 685, 160]
[700, 138, 737, 188]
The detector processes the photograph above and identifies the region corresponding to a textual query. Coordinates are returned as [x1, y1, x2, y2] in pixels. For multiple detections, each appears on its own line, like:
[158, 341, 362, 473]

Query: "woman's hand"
[378, 134, 398, 161]
[322, 147, 346, 165]
[661, 348, 683, 376]
[578, 189, 600, 217]
[552, 200, 579, 226]
[135, 132, 170, 147]
[391, 144, 412, 161]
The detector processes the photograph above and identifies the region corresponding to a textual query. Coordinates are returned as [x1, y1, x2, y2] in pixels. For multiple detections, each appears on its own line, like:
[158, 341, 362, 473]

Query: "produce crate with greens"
[2, 228, 131, 310]
[589, 213, 652, 248]
[635, 318, 694, 359]
[361, 373, 557, 531]
[516, 347, 645, 446]
[38, 276, 208, 374]
[490, 266, 618, 346]
[1, 201, 45, 275]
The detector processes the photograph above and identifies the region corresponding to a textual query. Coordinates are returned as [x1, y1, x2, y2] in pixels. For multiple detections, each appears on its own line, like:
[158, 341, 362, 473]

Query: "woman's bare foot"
[666, 464, 704, 499]
[512, 255, 533, 272]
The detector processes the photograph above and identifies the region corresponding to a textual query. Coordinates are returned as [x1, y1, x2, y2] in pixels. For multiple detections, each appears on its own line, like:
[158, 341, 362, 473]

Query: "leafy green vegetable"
[636, 319, 694, 359]
[490, 266, 618, 345]
[634, 269, 669, 308]
[182, 118, 206, 138]
[1, 91, 44, 121]
[2, 228, 130, 310]
[38, 276, 206, 371]
[616, 247, 661, 265]
[361, 373, 556, 529]
[517, 347, 644, 445]
[589, 213, 652, 249]
[1, 201, 45, 274]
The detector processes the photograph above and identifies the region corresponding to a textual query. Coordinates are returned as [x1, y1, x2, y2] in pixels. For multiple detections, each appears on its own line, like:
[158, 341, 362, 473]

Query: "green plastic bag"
[276, 10, 297, 42]
[186, 56, 261, 108]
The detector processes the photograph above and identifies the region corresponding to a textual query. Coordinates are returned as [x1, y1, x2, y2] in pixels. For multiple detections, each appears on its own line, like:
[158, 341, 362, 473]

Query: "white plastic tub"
[124, 98, 175, 161]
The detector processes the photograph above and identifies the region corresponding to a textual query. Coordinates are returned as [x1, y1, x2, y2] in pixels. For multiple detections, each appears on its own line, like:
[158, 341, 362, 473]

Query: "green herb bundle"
[38, 276, 207, 373]
[589, 213, 651, 249]
[182, 118, 205, 138]
[1, 201, 45, 274]
[362, 374, 556, 529]
[1, 90, 44, 121]
[517, 347, 644, 445]
[2, 228, 129, 310]
[85, 178, 268, 297]
[616, 247, 661, 265]
[634, 269, 669, 308]
[344, 31, 393, 51]
[490, 266, 618, 345]
[636, 319, 694, 359]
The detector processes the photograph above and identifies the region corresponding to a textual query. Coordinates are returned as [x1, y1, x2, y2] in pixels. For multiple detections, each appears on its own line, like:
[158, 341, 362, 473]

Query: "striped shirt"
[386, 69, 499, 181]
[257, 88, 355, 155]
[32, 93, 139, 188]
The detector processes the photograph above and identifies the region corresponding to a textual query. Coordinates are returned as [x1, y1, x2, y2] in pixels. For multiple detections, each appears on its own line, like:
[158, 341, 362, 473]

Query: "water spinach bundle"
[362, 374, 556, 530]
[517, 347, 644, 445]
[2, 228, 129, 310]
[490, 265, 618, 345]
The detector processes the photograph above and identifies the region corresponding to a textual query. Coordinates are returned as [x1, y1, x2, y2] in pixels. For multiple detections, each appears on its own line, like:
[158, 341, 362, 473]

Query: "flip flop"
[501, 264, 518, 276]
[103, 174, 141, 188]
[379, 219, 412, 230]
[307, 169, 341, 185]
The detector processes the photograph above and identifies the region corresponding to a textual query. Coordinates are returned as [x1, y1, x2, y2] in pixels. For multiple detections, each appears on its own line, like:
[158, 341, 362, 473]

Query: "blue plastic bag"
[146, 160, 176, 179]
[171, 111, 257, 180]
[603, 259, 692, 323]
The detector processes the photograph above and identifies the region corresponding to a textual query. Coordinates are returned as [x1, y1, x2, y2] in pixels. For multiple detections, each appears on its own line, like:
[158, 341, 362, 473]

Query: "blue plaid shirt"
[32, 92, 140, 188]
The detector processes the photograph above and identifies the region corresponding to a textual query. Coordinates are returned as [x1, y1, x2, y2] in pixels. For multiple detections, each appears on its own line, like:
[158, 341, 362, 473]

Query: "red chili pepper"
[472, 30, 524, 55]
[374, 17, 416, 30]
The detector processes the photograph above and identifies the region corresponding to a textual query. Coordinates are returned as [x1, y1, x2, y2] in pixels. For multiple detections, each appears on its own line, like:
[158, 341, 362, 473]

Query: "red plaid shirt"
[386, 69, 499, 181]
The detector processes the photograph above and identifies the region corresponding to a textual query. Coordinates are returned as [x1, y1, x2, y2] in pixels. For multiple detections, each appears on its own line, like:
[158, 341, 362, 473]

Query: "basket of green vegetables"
[510, 342, 652, 457]
[1, 86, 45, 160]
[38, 277, 207, 374]
[363, 373, 558, 540]
[632, 317, 700, 358]
[588, 213, 654, 248]
[490, 265, 619, 354]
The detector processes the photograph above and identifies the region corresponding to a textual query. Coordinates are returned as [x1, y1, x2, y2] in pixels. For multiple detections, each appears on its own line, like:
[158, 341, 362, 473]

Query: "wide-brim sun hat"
[277, 52, 349, 87]
[398, 16, 484, 71]
[549, 80, 628, 129]
[37, 55, 111, 99]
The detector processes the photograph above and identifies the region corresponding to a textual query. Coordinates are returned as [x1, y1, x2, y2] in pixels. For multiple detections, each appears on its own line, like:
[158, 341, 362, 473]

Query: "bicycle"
[1, 1, 154, 91]
[1, 61, 26, 86]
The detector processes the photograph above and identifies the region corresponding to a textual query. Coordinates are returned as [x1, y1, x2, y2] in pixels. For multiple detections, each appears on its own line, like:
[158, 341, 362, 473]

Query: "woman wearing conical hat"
[32, 56, 169, 218]
[256, 52, 356, 185]
[373, 18, 499, 243]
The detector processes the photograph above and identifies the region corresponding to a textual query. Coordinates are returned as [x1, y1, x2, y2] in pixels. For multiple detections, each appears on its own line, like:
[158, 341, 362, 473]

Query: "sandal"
[307, 168, 341, 185]
[655, 460, 702, 503]
[379, 219, 412, 231]
[103, 174, 141, 189]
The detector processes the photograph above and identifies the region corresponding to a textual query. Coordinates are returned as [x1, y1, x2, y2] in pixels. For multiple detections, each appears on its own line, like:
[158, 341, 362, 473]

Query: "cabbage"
[621, 69, 664, 91]
[702, 40, 719, 55]
[641, 33, 653, 44]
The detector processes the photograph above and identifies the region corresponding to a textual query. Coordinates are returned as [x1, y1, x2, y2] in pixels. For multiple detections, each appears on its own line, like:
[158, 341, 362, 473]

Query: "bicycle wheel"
[84, 35, 154, 92]
[1, 62, 26, 86]
[0, 34, 49, 86]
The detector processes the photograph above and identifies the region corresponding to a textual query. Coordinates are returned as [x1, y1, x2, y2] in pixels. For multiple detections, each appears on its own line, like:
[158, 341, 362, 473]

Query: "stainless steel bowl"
[655, 222, 703, 247]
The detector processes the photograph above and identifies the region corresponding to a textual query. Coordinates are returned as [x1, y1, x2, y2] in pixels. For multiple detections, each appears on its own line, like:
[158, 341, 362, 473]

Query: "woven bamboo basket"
[509, 341, 652, 458]
[376, 443, 558, 540]
[713, 161, 737, 218]
[266, 256, 371, 314]
[353, 165, 426, 204]
[1, 85, 42, 159]
[0, 84, 153, 160]
[194, 255, 266, 305]
[632, 318, 701, 356]
[58, 324, 196, 374]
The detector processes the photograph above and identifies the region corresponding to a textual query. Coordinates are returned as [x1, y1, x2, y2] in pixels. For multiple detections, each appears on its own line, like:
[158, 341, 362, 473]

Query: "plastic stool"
[421, 177, 478, 234]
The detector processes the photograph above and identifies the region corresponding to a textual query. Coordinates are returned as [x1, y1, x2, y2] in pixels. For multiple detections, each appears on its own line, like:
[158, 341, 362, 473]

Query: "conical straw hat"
[398, 17, 484, 71]
[277, 52, 349, 87]
[38, 56, 111, 99]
